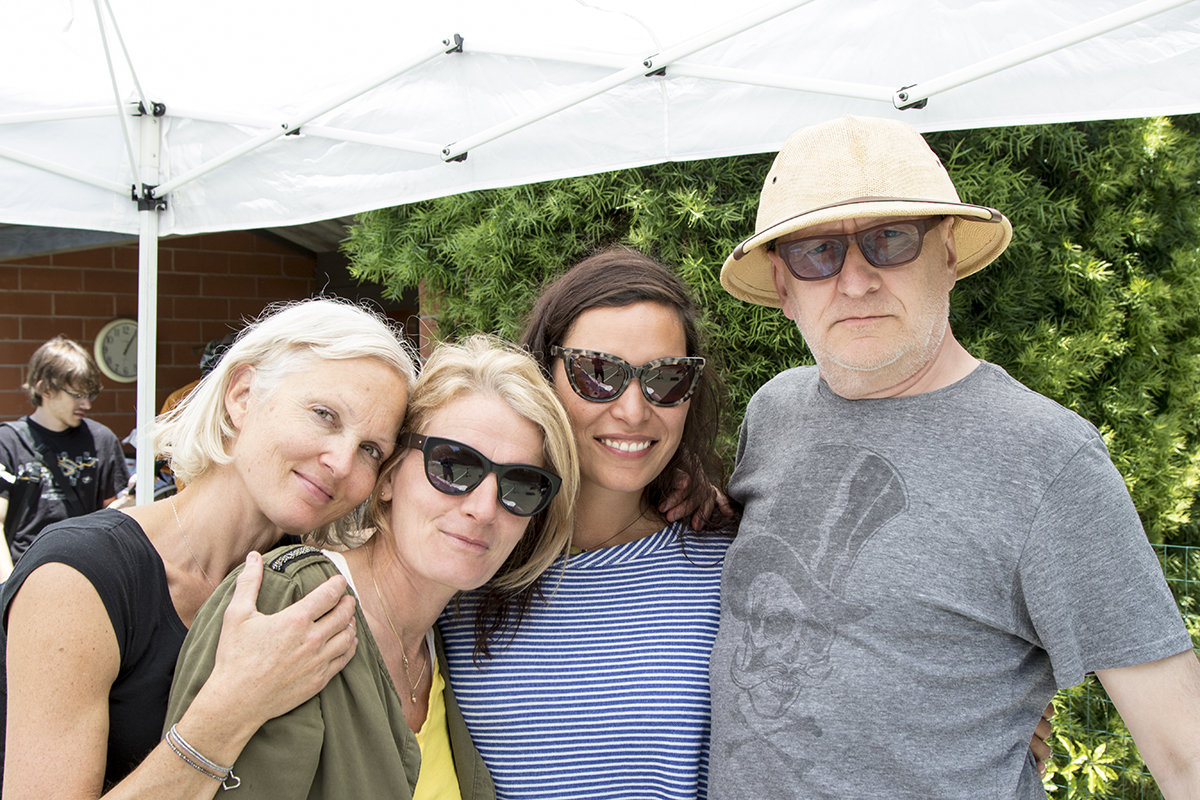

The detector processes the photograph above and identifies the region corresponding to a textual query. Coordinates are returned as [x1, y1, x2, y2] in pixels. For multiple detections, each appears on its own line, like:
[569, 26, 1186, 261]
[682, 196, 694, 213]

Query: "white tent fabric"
[4, 0, 1200, 237]
[3, 0, 1200, 497]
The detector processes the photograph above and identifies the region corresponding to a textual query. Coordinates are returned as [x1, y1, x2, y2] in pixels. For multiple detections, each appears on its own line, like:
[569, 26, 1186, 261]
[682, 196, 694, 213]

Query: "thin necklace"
[579, 505, 648, 553]
[367, 546, 427, 704]
[169, 496, 217, 590]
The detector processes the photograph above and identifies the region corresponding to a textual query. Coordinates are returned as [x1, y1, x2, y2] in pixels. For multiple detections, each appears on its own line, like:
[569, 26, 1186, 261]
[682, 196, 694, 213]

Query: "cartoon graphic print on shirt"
[14, 450, 101, 499]
[720, 444, 906, 782]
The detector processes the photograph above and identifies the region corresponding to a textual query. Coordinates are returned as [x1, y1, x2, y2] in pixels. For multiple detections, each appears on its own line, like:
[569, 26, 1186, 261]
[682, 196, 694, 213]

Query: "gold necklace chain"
[169, 496, 217, 589]
[367, 545, 427, 704]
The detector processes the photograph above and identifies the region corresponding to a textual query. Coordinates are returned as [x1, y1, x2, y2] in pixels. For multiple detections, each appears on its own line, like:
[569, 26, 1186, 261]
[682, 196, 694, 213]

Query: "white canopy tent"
[2, 0, 1199, 497]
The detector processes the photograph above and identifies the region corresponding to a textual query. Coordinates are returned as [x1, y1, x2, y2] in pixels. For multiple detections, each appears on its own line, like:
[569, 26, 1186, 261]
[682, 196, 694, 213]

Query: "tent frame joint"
[444, 33, 464, 54]
[642, 55, 667, 77]
[131, 101, 167, 118]
[893, 85, 928, 110]
[132, 184, 167, 212]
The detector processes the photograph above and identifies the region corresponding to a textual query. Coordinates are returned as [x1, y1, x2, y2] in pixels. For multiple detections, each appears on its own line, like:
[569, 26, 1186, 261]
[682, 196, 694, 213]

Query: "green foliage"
[937, 117, 1200, 544]
[1043, 731, 1125, 798]
[1043, 677, 1162, 800]
[345, 114, 1200, 544]
[1042, 544, 1197, 800]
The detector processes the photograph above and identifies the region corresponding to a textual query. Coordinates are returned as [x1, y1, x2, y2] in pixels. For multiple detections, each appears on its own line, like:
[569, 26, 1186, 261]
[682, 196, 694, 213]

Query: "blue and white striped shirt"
[439, 522, 731, 800]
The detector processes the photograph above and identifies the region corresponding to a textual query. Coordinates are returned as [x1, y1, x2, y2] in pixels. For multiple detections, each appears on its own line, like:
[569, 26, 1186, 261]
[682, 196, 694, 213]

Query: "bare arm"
[1097, 649, 1200, 799]
[3, 552, 358, 800]
[3, 562, 226, 800]
[105, 475, 137, 510]
[0, 496, 12, 581]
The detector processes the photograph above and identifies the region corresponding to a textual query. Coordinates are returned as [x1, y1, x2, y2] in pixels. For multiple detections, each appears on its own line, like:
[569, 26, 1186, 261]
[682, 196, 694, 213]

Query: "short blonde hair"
[358, 334, 577, 592]
[155, 298, 416, 540]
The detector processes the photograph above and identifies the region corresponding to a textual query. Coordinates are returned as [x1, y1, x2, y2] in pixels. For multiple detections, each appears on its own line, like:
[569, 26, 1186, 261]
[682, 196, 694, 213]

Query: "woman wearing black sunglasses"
[164, 335, 578, 800]
[441, 247, 732, 800]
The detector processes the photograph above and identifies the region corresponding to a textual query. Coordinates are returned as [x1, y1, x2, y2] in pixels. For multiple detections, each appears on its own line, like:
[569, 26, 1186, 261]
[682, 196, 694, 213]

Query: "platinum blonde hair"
[155, 298, 416, 540]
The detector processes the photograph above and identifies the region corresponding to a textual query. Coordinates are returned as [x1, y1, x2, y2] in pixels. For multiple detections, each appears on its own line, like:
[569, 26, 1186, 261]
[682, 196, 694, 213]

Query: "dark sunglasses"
[550, 346, 705, 407]
[399, 433, 561, 518]
[772, 216, 945, 281]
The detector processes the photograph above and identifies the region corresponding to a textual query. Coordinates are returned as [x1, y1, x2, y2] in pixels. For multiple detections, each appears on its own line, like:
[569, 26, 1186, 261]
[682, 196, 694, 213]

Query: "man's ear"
[769, 252, 799, 323]
[942, 218, 960, 290]
[224, 365, 256, 431]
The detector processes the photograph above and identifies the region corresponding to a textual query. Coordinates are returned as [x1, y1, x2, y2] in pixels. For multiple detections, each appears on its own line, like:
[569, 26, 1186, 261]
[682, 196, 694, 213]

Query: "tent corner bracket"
[893, 85, 927, 111]
[131, 101, 167, 118]
[132, 184, 168, 212]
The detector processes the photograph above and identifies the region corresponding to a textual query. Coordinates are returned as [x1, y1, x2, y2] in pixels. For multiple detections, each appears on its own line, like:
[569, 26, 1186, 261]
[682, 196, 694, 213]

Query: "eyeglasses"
[62, 388, 99, 402]
[399, 433, 561, 518]
[772, 216, 945, 281]
[550, 346, 705, 407]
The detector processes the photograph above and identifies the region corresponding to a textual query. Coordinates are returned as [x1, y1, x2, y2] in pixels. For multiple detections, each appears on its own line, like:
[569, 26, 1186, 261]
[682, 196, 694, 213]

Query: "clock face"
[95, 319, 138, 383]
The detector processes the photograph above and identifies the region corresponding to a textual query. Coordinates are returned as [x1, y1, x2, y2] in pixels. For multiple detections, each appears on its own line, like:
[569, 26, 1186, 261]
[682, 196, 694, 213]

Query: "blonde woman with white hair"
[165, 335, 578, 799]
[1, 298, 417, 800]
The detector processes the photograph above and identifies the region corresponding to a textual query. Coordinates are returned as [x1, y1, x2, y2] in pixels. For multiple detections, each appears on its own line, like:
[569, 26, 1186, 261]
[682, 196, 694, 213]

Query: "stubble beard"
[805, 292, 951, 399]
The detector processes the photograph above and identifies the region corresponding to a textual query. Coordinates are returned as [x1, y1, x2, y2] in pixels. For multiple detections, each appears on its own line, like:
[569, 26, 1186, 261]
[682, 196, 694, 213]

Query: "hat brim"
[720, 199, 1013, 308]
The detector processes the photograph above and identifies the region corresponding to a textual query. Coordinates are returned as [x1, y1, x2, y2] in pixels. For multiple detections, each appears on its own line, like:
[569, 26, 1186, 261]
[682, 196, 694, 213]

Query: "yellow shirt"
[414, 647, 464, 800]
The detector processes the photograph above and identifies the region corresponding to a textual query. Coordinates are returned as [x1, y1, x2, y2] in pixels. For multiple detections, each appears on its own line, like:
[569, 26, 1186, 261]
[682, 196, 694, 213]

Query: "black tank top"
[0, 509, 187, 789]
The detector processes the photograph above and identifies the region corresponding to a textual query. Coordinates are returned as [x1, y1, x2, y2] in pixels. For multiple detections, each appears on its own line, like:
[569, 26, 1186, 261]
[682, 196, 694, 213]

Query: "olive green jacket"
[165, 545, 495, 800]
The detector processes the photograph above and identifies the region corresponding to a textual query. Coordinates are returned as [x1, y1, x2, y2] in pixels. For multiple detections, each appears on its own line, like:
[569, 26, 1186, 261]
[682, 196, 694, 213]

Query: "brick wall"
[0, 230, 414, 447]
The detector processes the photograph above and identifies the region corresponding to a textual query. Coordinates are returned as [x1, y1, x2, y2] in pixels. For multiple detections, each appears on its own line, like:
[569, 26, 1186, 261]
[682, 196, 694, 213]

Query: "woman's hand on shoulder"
[658, 470, 738, 531]
[201, 551, 359, 729]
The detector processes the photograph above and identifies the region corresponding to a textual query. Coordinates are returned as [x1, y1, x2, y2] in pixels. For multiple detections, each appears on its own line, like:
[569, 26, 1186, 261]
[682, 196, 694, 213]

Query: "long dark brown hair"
[457, 246, 729, 662]
[519, 245, 726, 521]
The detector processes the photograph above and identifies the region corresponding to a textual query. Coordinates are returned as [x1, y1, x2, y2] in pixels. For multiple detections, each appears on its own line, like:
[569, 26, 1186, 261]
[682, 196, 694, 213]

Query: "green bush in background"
[347, 113, 1200, 547]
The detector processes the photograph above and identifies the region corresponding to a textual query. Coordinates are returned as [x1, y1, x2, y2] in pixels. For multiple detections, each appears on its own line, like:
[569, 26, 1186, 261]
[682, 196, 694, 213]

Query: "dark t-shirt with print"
[0, 417, 129, 561]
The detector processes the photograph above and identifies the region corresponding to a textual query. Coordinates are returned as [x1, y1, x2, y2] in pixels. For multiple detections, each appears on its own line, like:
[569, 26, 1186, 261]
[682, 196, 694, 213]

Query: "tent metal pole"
[292, 126, 445, 157]
[0, 107, 118, 125]
[443, 0, 814, 161]
[134, 112, 161, 506]
[154, 40, 451, 198]
[893, 0, 1196, 109]
[0, 144, 129, 195]
[673, 64, 889, 102]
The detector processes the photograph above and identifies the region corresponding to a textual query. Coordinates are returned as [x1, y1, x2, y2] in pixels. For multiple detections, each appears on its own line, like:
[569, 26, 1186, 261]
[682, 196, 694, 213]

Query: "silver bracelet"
[165, 724, 242, 790]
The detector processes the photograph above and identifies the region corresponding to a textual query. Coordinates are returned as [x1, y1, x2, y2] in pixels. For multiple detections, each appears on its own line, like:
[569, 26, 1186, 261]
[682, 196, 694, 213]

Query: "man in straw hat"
[708, 115, 1200, 797]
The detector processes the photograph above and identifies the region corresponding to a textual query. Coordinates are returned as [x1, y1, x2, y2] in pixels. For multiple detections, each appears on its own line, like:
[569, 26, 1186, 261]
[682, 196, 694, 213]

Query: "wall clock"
[95, 318, 138, 383]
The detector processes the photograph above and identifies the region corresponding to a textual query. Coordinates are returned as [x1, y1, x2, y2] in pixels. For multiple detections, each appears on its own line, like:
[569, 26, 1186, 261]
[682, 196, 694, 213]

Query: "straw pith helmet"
[721, 115, 1012, 308]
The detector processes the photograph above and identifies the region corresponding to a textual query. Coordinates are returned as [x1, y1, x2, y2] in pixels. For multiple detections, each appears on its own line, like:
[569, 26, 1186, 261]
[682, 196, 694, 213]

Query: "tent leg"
[134, 111, 160, 506]
[134, 210, 158, 505]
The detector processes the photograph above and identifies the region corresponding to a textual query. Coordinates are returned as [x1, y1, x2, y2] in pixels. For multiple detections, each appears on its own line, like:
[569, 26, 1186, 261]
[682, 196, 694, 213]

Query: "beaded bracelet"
[165, 725, 242, 790]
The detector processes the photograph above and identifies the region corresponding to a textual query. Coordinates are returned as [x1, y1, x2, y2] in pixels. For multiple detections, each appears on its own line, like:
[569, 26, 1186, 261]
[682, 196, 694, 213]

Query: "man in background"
[0, 336, 129, 579]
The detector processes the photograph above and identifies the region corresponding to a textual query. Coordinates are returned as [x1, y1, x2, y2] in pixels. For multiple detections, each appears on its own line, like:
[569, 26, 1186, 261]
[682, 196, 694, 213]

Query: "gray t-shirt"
[708, 362, 1191, 799]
